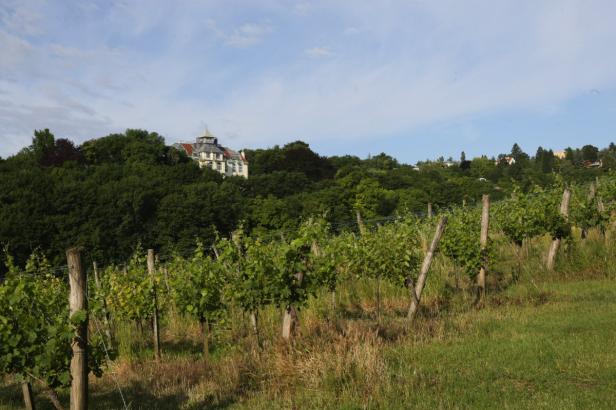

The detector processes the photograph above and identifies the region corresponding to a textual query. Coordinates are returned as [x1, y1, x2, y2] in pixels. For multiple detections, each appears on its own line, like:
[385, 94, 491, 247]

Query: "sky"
[1, 0, 616, 164]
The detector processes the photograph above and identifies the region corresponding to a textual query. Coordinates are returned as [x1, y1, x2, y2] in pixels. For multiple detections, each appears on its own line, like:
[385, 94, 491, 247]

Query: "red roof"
[181, 143, 193, 156]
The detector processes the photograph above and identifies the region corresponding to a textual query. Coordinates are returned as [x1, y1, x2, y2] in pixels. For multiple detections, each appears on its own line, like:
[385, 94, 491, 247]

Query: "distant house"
[583, 160, 602, 168]
[174, 130, 249, 178]
[554, 150, 566, 160]
[495, 156, 516, 166]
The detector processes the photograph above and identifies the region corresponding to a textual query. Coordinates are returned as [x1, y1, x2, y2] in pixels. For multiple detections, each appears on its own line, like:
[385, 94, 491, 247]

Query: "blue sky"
[1, 0, 616, 163]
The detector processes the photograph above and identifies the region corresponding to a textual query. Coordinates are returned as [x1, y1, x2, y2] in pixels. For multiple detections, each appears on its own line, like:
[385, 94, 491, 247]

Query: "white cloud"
[2, 0, 616, 159]
[293, 2, 312, 16]
[226, 22, 273, 47]
[0, 0, 45, 36]
[206, 20, 273, 48]
[343, 27, 360, 35]
[305, 46, 333, 58]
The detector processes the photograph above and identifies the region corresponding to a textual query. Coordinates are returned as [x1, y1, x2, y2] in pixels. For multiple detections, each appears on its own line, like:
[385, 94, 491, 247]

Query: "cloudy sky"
[2, 0, 616, 163]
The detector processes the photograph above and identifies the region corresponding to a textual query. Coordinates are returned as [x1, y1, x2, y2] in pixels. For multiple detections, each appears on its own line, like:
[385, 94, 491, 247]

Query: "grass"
[227, 279, 616, 409]
[2, 231, 616, 409]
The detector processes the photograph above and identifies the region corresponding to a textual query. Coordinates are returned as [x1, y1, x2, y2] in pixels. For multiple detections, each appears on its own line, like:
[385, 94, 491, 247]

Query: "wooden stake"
[67, 247, 87, 410]
[162, 266, 171, 293]
[199, 318, 210, 359]
[547, 189, 571, 270]
[281, 305, 298, 340]
[281, 271, 303, 340]
[22, 382, 35, 410]
[147, 249, 161, 361]
[427, 202, 433, 218]
[476, 195, 490, 305]
[407, 216, 447, 321]
[355, 210, 366, 236]
[93, 262, 113, 344]
[582, 183, 597, 239]
[250, 311, 261, 348]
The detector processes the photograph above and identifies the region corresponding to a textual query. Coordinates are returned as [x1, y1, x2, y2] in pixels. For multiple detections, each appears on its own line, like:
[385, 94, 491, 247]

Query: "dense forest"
[0, 128, 613, 270]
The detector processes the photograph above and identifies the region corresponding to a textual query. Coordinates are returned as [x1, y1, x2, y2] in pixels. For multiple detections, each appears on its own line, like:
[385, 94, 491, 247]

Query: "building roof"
[181, 143, 193, 156]
[176, 133, 248, 163]
[194, 141, 225, 155]
[223, 147, 246, 162]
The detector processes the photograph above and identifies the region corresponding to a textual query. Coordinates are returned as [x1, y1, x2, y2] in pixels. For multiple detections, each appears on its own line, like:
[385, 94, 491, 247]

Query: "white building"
[495, 156, 516, 166]
[554, 150, 566, 160]
[174, 131, 249, 178]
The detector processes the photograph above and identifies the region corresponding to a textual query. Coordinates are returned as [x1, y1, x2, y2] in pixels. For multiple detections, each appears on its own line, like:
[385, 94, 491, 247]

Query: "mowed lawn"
[232, 279, 616, 409]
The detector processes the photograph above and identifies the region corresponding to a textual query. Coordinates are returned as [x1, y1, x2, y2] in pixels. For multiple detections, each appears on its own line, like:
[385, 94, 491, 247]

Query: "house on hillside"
[554, 150, 566, 160]
[495, 156, 516, 166]
[174, 130, 249, 178]
[583, 159, 602, 168]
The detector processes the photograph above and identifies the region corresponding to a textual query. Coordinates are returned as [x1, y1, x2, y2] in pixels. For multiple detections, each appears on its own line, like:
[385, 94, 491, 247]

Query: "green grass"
[229, 279, 616, 409]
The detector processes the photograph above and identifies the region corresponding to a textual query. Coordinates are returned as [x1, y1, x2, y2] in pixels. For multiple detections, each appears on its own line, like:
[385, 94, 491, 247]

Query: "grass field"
[227, 279, 616, 409]
[2, 276, 615, 409]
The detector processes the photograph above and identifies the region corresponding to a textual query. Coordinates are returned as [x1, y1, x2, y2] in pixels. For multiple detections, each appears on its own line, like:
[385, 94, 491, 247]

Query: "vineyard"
[2, 176, 616, 409]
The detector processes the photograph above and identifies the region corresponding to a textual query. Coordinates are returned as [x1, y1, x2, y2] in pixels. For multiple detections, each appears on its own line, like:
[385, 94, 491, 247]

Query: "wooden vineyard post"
[148, 249, 161, 361]
[282, 268, 304, 340]
[546, 189, 571, 270]
[250, 311, 261, 348]
[199, 319, 210, 359]
[355, 209, 366, 236]
[67, 247, 88, 410]
[596, 177, 606, 213]
[407, 216, 447, 321]
[476, 194, 490, 305]
[582, 183, 597, 239]
[162, 266, 171, 293]
[93, 261, 113, 344]
[281, 305, 298, 340]
[427, 202, 433, 218]
[21, 382, 35, 410]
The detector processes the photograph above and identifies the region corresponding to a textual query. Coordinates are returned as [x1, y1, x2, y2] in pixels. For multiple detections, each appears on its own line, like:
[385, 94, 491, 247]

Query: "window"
[217, 162, 222, 170]
[200, 152, 206, 159]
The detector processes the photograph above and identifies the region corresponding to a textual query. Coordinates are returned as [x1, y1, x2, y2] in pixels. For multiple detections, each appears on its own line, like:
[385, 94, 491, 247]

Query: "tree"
[581, 145, 599, 162]
[353, 178, 398, 219]
[460, 151, 471, 170]
[30, 129, 56, 163]
[565, 147, 578, 164]
[535, 147, 554, 173]
[510, 143, 529, 162]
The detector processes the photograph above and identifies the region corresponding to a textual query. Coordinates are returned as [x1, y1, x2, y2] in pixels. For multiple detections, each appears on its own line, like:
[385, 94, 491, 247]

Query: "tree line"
[0, 128, 613, 271]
